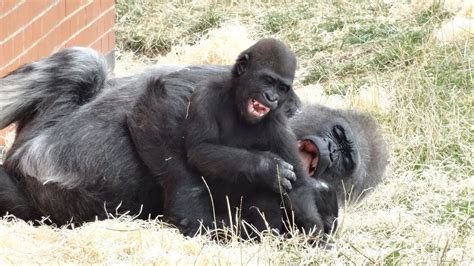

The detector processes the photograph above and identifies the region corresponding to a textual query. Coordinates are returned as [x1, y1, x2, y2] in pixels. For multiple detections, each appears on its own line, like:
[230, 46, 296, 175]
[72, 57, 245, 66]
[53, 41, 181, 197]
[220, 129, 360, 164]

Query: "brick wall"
[0, 0, 116, 146]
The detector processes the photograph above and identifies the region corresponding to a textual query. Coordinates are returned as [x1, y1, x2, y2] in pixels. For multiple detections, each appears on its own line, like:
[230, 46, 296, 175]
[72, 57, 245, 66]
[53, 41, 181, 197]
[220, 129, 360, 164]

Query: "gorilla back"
[0, 48, 164, 224]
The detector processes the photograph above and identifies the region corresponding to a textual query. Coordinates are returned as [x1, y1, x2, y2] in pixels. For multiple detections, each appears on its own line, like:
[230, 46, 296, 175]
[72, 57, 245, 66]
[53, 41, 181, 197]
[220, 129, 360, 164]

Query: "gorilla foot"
[168, 216, 208, 237]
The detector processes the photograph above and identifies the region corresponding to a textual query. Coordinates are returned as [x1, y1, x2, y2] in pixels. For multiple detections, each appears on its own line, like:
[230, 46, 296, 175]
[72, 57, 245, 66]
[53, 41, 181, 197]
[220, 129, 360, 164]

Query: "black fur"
[0, 165, 41, 220]
[0, 46, 387, 236]
[0, 48, 165, 225]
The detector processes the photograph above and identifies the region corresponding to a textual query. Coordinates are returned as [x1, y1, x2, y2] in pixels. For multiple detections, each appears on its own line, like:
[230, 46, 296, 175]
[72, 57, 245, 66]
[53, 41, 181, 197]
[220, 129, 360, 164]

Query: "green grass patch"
[302, 59, 368, 85]
[115, 1, 228, 57]
[260, 3, 313, 34]
[371, 30, 426, 70]
[262, 10, 297, 34]
[416, 3, 453, 25]
[188, 7, 225, 37]
[445, 199, 472, 217]
[344, 23, 397, 45]
[319, 17, 345, 33]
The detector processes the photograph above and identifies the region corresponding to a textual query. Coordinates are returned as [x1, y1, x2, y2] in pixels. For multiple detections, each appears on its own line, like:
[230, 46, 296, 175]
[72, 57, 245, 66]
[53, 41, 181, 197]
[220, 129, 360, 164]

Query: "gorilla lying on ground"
[0, 47, 389, 237]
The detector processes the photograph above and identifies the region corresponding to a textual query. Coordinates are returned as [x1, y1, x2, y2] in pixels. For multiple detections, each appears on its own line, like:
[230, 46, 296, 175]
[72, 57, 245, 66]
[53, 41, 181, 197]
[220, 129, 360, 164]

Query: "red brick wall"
[0, 0, 116, 146]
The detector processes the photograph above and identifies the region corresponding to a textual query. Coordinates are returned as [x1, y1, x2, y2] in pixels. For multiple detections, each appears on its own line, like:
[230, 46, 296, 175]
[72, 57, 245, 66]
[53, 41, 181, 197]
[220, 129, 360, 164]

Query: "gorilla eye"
[343, 156, 355, 171]
[333, 125, 346, 142]
[263, 76, 275, 85]
[278, 84, 290, 92]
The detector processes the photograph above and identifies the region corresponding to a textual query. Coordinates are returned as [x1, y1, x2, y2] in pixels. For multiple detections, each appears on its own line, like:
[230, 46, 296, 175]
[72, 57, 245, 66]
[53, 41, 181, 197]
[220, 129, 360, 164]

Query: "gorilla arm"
[185, 83, 337, 235]
[184, 86, 296, 193]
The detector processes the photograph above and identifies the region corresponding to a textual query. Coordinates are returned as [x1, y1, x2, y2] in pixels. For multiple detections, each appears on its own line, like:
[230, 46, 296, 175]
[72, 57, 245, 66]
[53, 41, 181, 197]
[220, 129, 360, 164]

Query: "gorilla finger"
[277, 160, 294, 171]
[281, 169, 296, 182]
[279, 178, 292, 193]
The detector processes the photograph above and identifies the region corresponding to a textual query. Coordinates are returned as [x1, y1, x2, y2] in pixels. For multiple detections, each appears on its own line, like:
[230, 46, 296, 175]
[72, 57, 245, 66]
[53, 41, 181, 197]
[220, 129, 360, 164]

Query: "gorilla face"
[234, 66, 294, 123]
[232, 38, 297, 125]
[291, 104, 389, 205]
[298, 120, 360, 180]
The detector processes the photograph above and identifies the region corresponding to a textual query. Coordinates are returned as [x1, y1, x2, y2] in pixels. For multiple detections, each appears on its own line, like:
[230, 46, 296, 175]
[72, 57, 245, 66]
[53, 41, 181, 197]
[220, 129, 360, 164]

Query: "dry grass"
[1, 0, 473, 264]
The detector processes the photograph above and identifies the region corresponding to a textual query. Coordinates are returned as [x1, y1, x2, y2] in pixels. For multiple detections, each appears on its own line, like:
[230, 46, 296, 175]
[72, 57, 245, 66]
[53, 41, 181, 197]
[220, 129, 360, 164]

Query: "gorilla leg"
[21, 175, 105, 224]
[240, 191, 283, 236]
[0, 48, 163, 224]
[0, 165, 40, 220]
[209, 189, 283, 240]
[161, 161, 213, 236]
[2, 47, 109, 189]
[0, 47, 106, 129]
[127, 76, 212, 235]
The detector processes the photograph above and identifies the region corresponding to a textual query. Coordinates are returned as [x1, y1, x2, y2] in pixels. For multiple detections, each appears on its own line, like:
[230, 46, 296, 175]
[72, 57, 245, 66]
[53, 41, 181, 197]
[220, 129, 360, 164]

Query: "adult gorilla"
[0, 48, 388, 233]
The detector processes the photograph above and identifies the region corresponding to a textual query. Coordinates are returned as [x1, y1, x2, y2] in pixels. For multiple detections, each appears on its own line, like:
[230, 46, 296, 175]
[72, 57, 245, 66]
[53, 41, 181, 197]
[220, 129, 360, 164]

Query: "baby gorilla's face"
[232, 38, 296, 125]
[238, 72, 294, 124]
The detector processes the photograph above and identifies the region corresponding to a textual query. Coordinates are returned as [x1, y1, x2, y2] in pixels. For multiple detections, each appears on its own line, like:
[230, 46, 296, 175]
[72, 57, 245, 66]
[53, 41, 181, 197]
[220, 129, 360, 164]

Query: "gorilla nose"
[328, 141, 334, 162]
[264, 91, 279, 103]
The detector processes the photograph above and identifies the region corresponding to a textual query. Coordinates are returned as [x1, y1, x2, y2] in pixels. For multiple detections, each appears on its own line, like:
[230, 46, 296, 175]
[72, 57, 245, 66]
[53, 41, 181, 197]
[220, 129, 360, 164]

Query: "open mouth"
[248, 98, 270, 118]
[298, 139, 320, 176]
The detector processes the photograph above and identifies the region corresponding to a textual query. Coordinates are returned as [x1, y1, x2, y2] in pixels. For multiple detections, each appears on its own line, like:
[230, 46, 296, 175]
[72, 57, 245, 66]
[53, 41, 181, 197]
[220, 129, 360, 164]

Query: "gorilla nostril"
[327, 142, 335, 162]
[264, 91, 278, 102]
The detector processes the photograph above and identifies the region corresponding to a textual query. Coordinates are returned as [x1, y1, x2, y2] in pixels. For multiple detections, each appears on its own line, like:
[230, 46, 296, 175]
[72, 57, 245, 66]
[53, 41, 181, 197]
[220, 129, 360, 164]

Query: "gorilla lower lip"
[248, 98, 270, 118]
[298, 139, 320, 176]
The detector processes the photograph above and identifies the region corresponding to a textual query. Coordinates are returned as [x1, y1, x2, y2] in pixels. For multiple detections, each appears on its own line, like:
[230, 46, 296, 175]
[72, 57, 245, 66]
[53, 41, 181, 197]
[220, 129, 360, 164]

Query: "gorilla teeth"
[248, 98, 270, 118]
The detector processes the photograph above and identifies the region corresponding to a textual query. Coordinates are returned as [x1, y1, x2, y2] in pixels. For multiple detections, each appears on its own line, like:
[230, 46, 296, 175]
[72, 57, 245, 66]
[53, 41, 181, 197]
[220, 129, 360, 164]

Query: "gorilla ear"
[233, 53, 249, 77]
[284, 91, 302, 118]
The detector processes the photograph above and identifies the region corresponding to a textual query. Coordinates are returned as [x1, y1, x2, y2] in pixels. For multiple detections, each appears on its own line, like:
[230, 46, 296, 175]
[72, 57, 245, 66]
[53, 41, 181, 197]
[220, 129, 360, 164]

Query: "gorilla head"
[231, 38, 297, 124]
[291, 104, 390, 205]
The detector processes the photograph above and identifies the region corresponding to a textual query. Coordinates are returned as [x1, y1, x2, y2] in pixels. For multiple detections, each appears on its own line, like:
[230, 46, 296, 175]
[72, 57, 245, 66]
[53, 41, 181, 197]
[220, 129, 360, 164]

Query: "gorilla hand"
[257, 152, 296, 194]
[287, 178, 338, 235]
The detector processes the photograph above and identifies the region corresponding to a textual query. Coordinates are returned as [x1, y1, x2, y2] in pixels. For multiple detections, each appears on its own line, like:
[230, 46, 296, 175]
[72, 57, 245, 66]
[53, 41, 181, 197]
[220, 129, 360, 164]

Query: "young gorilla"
[135, 38, 337, 236]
